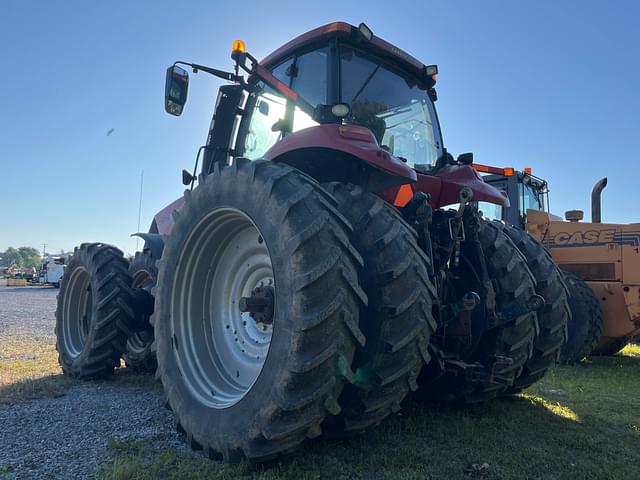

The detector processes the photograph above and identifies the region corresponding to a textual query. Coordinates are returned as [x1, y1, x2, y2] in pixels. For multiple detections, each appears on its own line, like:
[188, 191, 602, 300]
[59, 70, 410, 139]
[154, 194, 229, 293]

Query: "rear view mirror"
[165, 65, 189, 116]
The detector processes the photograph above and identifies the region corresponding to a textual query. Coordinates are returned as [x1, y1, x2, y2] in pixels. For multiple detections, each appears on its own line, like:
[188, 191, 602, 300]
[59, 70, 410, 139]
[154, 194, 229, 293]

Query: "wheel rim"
[171, 208, 274, 409]
[61, 267, 92, 358]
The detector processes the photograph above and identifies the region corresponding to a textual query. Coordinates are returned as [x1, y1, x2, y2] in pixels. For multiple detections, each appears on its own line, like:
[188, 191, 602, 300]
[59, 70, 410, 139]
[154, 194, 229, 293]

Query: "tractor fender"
[431, 165, 510, 209]
[151, 197, 185, 236]
[262, 124, 416, 192]
[130, 233, 165, 261]
[380, 164, 510, 209]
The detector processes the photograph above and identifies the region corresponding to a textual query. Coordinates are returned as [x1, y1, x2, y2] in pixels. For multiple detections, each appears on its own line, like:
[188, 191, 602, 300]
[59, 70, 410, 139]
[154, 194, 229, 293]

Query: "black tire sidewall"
[155, 163, 345, 453]
[57, 249, 102, 373]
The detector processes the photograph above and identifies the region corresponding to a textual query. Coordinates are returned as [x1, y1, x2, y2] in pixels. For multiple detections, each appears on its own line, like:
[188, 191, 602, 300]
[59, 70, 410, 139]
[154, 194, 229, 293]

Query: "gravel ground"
[0, 283, 58, 345]
[0, 283, 185, 479]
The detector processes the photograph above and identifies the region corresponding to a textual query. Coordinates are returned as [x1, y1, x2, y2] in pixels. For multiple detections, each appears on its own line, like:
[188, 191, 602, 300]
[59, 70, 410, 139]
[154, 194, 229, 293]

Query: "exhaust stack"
[591, 177, 608, 223]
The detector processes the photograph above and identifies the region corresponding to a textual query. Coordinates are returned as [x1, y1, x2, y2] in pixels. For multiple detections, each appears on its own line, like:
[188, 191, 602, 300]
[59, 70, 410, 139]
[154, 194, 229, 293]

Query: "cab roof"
[260, 22, 428, 80]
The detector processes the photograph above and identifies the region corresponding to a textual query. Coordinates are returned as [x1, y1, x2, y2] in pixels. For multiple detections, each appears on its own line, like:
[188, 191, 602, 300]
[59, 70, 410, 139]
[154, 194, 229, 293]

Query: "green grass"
[96, 343, 640, 480]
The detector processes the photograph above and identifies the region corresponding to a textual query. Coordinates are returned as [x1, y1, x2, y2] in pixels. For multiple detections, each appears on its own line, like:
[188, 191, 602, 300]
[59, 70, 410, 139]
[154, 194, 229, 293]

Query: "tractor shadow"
[0, 366, 159, 405]
[0, 373, 71, 405]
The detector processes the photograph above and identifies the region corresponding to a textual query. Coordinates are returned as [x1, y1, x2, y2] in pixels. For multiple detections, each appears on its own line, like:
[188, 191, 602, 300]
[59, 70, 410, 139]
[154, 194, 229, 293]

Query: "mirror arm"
[174, 61, 243, 83]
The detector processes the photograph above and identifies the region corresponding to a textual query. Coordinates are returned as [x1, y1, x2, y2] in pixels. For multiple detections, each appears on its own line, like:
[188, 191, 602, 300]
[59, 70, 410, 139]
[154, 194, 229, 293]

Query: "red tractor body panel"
[429, 165, 510, 208]
[378, 165, 510, 209]
[262, 124, 417, 183]
[153, 196, 185, 235]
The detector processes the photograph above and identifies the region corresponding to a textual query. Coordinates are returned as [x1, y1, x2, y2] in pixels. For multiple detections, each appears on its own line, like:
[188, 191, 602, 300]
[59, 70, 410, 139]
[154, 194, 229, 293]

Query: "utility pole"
[42, 243, 47, 259]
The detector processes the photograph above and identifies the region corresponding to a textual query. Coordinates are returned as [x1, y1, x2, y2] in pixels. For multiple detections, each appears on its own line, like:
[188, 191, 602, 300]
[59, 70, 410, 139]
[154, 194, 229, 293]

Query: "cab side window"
[241, 47, 329, 159]
[291, 47, 328, 106]
[291, 47, 328, 132]
[242, 84, 287, 160]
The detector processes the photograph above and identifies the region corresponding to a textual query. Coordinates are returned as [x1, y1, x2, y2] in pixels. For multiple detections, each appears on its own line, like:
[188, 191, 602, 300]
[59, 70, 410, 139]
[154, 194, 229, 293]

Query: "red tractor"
[55, 22, 570, 462]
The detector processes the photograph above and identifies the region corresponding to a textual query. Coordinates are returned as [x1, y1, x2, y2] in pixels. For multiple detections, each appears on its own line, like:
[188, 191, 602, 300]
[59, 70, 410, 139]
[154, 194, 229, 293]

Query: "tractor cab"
[163, 22, 507, 214]
[165, 22, 443, 192]
[473, 164, 549, 228]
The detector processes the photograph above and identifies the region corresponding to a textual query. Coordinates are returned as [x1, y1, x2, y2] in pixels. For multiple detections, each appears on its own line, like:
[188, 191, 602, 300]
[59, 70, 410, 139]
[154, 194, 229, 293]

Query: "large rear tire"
[498, 224, 570, 392]
[322, 183, 437, 437]
[55, 243, 135, 379]
[153, 160, 366, 462]
[124, 250, 157, 372]
[559, 270, 603, 362]
[418, 219, 538, 402]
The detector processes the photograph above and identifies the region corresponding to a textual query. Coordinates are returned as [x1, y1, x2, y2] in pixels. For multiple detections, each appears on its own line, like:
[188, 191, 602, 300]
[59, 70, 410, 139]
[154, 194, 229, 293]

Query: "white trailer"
[39, 255, 68, 287]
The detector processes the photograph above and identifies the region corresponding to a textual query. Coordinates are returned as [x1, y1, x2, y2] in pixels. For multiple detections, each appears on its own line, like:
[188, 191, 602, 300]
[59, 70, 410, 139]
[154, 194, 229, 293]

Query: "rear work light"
[358, 23, 373, 41]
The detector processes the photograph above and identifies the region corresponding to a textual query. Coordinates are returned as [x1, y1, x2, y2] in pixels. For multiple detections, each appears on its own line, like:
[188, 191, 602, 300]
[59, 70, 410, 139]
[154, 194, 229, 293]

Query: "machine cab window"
[242, 47, 329, 160]
[340, 46, 440, 169]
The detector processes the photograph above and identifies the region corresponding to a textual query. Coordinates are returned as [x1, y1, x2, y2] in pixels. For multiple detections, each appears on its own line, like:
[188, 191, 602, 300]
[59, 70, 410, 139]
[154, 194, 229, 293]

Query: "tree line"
[0, 247, 42, 268]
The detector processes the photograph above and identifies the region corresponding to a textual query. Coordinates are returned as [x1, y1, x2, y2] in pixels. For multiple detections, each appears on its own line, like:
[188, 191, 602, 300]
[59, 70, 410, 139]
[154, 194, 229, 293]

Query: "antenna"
[136, 170, 144, 251]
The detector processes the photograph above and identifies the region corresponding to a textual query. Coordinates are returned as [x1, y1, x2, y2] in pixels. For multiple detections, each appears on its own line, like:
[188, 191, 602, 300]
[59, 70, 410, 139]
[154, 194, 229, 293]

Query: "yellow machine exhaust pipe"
[591, 177, 608, 223]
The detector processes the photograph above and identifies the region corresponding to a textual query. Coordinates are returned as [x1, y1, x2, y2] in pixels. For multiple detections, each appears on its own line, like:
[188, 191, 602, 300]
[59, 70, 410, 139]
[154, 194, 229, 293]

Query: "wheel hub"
[239, 285, 275, 326]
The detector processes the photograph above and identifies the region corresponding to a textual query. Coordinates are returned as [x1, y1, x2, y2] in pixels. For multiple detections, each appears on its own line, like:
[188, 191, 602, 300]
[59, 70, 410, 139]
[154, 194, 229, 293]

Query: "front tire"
[55, 243, 135, 379]
[153, 160, 366, 462]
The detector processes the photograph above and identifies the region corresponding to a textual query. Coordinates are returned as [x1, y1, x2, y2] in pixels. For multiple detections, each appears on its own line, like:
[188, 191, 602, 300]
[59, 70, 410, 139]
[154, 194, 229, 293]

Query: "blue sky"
[1, 1, 639, 254]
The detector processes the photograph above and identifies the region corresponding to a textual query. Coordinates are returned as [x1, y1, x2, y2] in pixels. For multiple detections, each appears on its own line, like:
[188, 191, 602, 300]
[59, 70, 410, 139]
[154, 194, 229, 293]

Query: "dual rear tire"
[153, 165, 439, 460]
[497, 224, 570, 392]
[153, 161, 368, 461]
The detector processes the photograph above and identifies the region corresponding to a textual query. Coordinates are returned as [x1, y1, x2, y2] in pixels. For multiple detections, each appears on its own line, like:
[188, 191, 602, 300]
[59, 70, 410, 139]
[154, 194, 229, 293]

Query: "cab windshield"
[340, 46, 441, 168]
[520, 182, 544, 214]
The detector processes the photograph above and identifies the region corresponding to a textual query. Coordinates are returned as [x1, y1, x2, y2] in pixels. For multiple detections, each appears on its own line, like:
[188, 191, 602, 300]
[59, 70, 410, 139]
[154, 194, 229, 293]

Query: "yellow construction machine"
[475, 164, 640, 360]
